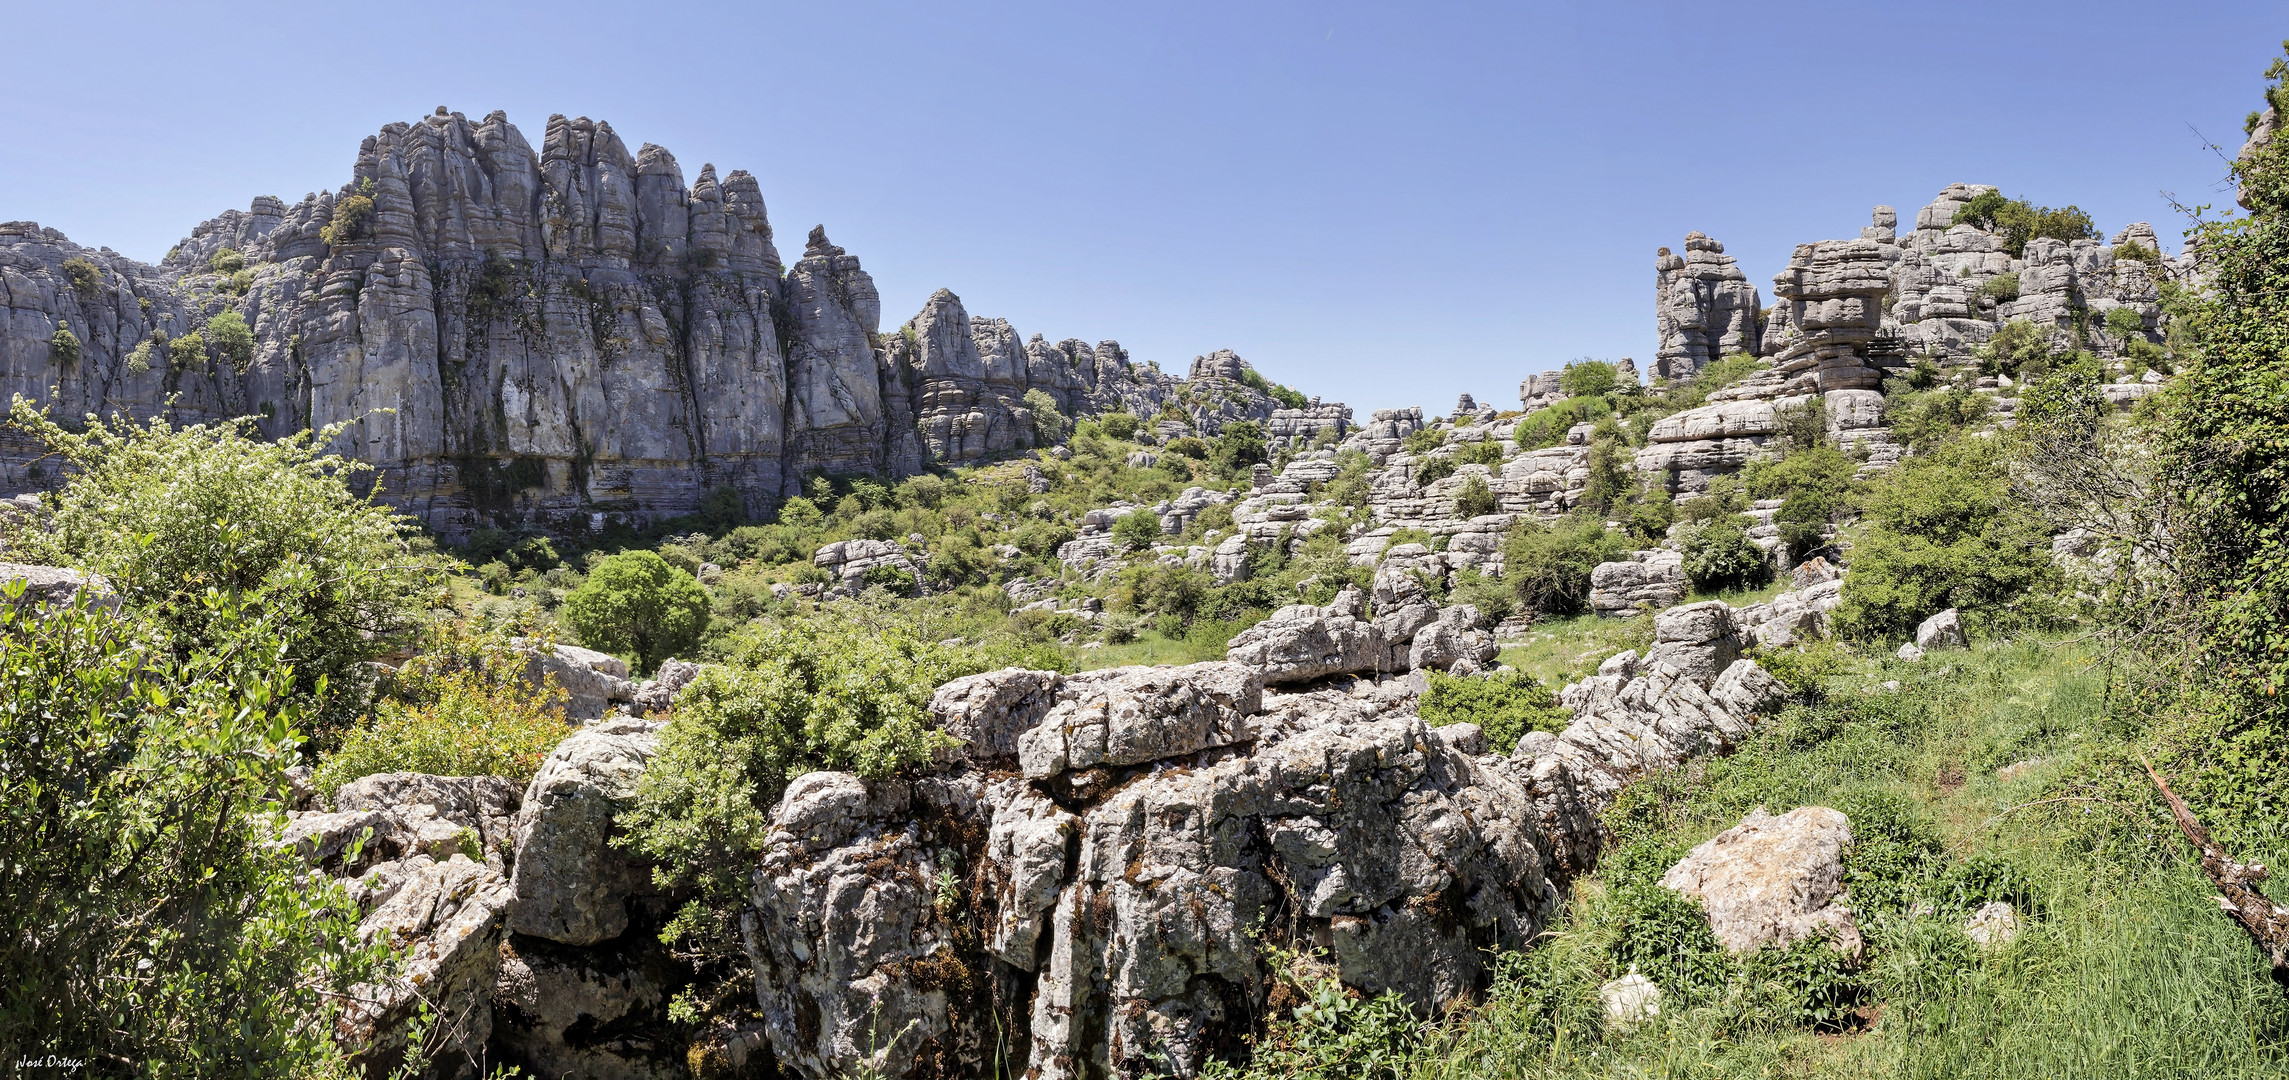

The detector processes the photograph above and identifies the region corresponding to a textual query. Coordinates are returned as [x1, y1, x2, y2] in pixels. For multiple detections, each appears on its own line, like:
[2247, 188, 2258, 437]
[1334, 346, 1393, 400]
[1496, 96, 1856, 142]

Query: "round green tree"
[560, 550, 711, 672]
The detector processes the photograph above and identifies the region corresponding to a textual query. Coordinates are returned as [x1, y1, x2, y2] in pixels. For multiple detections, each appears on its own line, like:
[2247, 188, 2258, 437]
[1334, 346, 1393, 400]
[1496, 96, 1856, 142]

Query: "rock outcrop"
[0, 110, 1339, 536]
[1654, 233, 1763, 380]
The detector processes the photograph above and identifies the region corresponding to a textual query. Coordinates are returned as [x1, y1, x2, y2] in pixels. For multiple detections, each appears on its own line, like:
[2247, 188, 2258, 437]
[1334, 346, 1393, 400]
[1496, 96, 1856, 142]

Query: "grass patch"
[1496, 612, 1654, 687]
[1222, 636, 2289, 1078]
[1071, 627, 1237, 670]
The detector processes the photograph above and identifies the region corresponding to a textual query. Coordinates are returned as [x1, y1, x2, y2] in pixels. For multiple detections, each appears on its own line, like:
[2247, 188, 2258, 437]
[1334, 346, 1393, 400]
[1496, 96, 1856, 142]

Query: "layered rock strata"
[1653, 232, 1763, 380]
[740, 590, 1792, 1079]
[0, 110, 1337, 535]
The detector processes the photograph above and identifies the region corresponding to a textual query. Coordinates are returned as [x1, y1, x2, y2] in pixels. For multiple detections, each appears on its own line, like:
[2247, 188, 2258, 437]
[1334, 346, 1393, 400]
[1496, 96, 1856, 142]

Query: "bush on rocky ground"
[0, 591, 384, 1072]
[1503, 513, 1633, 617]
[1680, 515, 1769, 593]
[4, 397, 446, 738]
[1419, 668, 1568, 753]
[314, 622, 575, 797]
[1834, 437, 2058, 642]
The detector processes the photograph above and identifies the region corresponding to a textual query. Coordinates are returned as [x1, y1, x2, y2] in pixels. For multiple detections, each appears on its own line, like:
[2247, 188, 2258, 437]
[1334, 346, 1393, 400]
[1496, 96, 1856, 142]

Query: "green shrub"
[0, 595, 386, 1070]
[209, 247, 246, 274]
[1446, 567, 1515, 625]
[1888, 386, 1993, 450]
[167, 328, 204, 369]
[1454, 473, 1498, 517]
[1214, 958, 1424, 1080]
[777, 495, 824, 529]
[1211, 420, 1268, 478]
[1834, 438, 2058, 641]
[560, 550, 712, 672]
[2112, 240, 2162, 264]
[1024, 387, 1068, 445]
[125, 333, 160, 375]
[1112, 507, 1164, 550]
[1681, 515, 1769, 592]
[1420, 669, 1567, 753]
[1558, 358, 1619, 398]
[321, 183, 375, 247]
[620, 619, 1009, 1004]
[1976, 271, 2021, 304]
[1236, 366, 1310, 409]
[1953, 191, 2100, 257]
[206, 310, 256, 371]
[2125, 336, 2171, 372]
[1099, 410, 1140, 440]
[1502, 514, 1632, 616]
[1414, 456, 1457, 488]
[2104, 305, 2147, 338]
[861, 562, 918, 594]
[1510, 394, 1613, 450]
[1453, 440, 1504, 467]
[5, 399, 444, 733]
[47, 322, 80, 365]
[61, 255, 101, 298]
[1747, 443, 1856, 559]
[1980, 319, 2052, 377]
[1402, 427, 1446, 454]
[897, 473, 948, 509]
[316, 625, 575, 795]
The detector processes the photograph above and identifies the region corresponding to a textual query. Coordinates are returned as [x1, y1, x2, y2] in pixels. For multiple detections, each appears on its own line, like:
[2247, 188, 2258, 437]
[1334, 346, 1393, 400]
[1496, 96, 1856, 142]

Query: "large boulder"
[1406, 604, 1499, 673]
[1016, 662, 1259, 780]
[507, 718, 663, 946]
[515, 639, 635, 720]
[1642, 600, 1741, 684]
[1658, 806, 1862, 957]
[927, 667, 1064, 766]
[1589, 552, 1686, 617]
[1224, 589, 1387, 684]
[338, 854, 516, 1074]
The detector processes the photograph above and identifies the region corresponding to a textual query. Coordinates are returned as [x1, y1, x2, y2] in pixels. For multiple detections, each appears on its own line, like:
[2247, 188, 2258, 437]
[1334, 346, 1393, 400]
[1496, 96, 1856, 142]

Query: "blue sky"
[3, 2, 2279, 414]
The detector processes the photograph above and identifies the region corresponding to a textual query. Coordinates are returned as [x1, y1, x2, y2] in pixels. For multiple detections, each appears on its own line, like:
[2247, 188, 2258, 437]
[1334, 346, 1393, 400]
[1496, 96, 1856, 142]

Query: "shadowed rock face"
[0, 108, 1340, 536]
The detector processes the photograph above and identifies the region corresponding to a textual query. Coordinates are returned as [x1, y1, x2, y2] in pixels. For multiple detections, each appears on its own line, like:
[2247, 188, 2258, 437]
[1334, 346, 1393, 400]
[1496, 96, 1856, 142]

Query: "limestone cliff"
[0, 108, 1339, 534]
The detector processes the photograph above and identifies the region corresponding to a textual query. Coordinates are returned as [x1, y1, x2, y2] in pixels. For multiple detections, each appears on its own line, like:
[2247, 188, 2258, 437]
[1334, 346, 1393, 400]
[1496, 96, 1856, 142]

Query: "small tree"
[5, 397, 446, 734]
[1211, 420, 1268, 479]
[48, 322, 80, 365]
[207, 310, 256, 371]
[560, 550, 712, 672]
[1024, 388, 1069, 445]
[1680, 516, 1769, 593]
[1112, 508, 1165, 551]
[1455, 473, 1499, 517]
[1559, 359, 1620, 398]
[1503, 514, 1632, 616]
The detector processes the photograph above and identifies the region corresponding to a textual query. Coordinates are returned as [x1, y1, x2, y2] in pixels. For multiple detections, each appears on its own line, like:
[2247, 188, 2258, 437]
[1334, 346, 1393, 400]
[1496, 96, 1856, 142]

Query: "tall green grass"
[1225, 636, 2289, 1079]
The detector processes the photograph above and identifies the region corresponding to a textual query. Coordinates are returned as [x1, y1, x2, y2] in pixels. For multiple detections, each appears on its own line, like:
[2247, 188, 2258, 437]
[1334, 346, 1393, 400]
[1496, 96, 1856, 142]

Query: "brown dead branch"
[2139, 753, 2289, 991]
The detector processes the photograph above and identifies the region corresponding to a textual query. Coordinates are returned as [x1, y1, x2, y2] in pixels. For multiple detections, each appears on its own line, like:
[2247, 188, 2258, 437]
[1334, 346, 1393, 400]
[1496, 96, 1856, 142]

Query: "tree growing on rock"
[559, 550, 711, 673]
[3, 397, 447, 736]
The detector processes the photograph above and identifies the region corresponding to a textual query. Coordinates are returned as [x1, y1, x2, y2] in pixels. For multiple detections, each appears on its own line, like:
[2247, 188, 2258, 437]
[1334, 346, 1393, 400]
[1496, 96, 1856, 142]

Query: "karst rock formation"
[0, 108, 1342, 535]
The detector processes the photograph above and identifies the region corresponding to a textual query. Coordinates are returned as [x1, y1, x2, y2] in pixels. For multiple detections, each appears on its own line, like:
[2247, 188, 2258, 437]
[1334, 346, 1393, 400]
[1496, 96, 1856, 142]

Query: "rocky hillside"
[0, 108, 1336, 536]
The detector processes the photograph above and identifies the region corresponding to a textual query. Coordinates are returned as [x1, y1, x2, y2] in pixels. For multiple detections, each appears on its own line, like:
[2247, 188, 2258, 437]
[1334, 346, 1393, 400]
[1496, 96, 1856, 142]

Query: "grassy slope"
[1399, 635, 2289, 1079]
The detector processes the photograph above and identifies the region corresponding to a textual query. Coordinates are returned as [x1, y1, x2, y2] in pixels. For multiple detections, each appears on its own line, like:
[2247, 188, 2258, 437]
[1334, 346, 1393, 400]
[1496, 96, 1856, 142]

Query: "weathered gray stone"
[1016, 662, 1260, 780]
[1225, 597, 1388, 684]
[1915, 608, 1967, 651]
[508, 718, 660, 945]
[1658, 806, 1862, 957]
